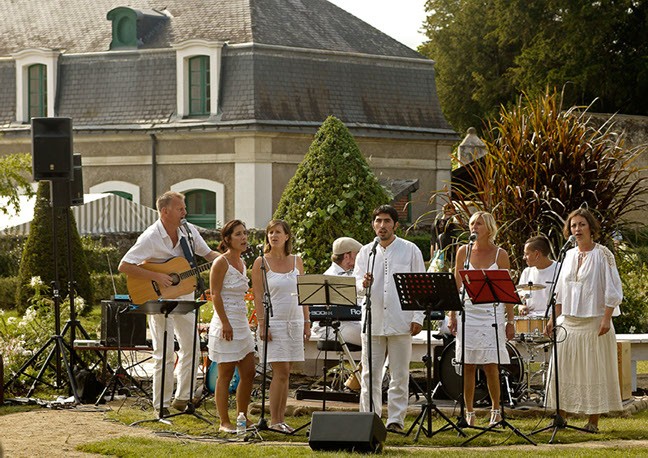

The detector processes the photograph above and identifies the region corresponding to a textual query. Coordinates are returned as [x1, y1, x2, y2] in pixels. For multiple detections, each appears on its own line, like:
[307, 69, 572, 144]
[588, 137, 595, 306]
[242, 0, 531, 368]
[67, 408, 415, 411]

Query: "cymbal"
[516, 283, 546, 291]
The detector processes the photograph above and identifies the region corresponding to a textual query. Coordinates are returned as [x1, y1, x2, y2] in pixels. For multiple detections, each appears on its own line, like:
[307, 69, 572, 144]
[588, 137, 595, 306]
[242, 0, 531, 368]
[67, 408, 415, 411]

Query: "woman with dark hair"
[251, 219, 310, 433]
[545, 208, 623, 432]
[207, 219, 256, 433]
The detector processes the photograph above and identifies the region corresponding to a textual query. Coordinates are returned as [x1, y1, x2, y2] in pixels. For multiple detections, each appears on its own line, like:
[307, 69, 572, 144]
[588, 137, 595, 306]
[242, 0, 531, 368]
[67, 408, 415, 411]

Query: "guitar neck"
[179, 262, 212, 281]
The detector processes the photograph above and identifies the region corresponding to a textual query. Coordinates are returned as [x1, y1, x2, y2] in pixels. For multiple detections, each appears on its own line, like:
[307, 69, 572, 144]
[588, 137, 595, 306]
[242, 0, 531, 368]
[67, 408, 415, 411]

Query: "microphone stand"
[455, 236, 475, 429]
[530, 239, 591, 442]
[363, 240, 379, 414]
[165, 223, 212, 425]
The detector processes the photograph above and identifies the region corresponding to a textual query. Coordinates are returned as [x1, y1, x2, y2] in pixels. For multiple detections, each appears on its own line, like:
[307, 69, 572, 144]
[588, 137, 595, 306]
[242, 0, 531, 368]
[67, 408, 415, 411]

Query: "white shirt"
[518, 261, 559, 315]
[353, 236, 425, 336]
[556, 244, 622, 318]
[121, 219, 213, 299]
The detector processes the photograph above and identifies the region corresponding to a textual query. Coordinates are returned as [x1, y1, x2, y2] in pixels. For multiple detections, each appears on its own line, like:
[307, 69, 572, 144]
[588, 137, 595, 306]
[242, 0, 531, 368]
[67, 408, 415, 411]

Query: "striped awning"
[0, 193, 159, 235]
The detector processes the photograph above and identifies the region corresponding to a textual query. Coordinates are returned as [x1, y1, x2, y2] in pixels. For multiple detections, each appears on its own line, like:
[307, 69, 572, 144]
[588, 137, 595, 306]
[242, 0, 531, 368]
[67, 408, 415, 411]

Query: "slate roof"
[0, 0, 454, 135]
[0, 0, 421, 58]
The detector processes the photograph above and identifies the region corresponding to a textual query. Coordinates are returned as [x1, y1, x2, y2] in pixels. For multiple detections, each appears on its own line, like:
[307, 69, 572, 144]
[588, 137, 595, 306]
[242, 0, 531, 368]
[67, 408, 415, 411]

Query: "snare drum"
[514, 316, 547, 337]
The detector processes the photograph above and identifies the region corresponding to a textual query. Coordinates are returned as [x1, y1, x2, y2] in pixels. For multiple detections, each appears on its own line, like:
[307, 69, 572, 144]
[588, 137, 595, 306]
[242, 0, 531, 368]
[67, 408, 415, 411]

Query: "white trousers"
[148, 310, 200, 408]
[359, 333, 412, 427]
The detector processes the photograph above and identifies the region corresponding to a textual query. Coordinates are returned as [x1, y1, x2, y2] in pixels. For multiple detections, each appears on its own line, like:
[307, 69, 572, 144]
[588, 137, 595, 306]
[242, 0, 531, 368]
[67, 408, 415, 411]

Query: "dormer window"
[107, 7, 168, 50]
[173, 40, 224, 119]
[11, 48, 59, 123]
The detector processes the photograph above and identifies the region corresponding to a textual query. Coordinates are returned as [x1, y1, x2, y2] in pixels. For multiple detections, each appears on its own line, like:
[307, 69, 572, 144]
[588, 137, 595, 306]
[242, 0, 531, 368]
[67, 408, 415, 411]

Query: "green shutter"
[188, 56, 210, 116]
[28, 64, 47, 118]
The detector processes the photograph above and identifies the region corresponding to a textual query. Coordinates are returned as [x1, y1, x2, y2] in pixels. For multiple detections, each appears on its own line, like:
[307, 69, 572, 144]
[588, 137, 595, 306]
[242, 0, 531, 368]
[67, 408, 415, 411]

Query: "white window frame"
[89, 181, 141, 204]
[172, 40, 224, 118]
[171, 178, 224, 228]
[12, 48, 60, 122]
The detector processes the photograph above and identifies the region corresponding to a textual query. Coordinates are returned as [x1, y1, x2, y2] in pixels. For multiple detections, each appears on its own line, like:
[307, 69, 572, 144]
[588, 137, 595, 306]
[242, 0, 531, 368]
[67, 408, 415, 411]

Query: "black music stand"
[130, 299, 206, 426]
[292, 274, 357, 433]
[458, 269, 535, 446]
[393, 272, 466, 441]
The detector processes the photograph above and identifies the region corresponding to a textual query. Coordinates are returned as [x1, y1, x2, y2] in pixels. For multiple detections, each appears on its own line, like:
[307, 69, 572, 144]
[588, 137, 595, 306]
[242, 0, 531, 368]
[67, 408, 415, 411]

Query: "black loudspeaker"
[71, 153, 84, 206]
[32, 117, 73, 180]
[309, 412, 386, 453]
[100, 301, 147, 347]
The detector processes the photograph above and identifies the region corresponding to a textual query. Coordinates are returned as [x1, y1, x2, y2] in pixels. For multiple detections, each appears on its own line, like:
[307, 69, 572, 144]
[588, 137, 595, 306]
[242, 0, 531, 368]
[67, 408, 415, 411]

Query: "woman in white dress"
[251, 219, 310, 433]
[208, 219, 256, 433]
[449, 211, 515, 427]
[545, 208, 623, 432]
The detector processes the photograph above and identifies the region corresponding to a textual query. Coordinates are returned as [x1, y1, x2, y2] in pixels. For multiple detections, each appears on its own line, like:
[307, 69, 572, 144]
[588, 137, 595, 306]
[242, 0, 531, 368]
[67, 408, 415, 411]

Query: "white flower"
[7, 317, 17, 324]
[29, 276, 43, 287]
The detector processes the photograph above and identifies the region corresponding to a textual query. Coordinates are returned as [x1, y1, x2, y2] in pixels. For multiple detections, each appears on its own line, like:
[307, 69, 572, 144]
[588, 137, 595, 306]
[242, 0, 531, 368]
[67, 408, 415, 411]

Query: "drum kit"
[436, 281, 552, 407]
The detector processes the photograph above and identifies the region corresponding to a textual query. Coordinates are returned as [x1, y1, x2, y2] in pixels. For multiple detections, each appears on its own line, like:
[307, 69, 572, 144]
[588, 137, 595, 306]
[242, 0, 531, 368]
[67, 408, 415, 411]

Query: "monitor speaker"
[309, 411, 386, 453]
[100, 301, 147, 347]
[31, 117, 73, 180]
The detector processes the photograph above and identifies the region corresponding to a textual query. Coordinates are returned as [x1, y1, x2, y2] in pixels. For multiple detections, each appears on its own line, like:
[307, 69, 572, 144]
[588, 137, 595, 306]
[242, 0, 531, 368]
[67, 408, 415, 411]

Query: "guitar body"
[127, 257, 199, 304]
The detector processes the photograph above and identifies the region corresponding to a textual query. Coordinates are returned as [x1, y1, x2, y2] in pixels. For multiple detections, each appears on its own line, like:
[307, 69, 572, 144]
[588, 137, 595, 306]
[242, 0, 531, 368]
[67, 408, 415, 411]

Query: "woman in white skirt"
[252, 219, 310, 433]
[208, 219, 256, 433]
[545, 208, 623, 432]
[449, 211, 515, 427]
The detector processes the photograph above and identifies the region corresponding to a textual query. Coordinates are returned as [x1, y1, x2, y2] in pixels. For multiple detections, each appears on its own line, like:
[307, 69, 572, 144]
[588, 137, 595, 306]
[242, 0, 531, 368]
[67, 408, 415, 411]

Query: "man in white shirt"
[353, 205, 425, 432]
[518, 235, 558, 316]
[311, 237, 363, 345]
[119, 191, 218, 415]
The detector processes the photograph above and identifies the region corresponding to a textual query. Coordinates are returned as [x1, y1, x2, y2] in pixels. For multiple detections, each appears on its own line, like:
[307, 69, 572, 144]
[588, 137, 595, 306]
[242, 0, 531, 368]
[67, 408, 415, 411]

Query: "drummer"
[518, 235, 558, 316]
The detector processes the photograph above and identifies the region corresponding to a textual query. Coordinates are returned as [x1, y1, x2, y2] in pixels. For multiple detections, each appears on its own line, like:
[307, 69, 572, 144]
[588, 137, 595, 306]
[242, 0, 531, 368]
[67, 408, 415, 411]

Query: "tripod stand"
[458, 269, 535, 446]
[393, 272, 465, 441]
[95, 301, 149, 405]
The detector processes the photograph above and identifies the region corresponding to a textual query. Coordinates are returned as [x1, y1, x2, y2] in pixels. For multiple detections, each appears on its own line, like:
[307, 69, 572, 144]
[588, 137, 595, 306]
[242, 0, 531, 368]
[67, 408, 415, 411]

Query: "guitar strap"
[179, 236, 197, 269]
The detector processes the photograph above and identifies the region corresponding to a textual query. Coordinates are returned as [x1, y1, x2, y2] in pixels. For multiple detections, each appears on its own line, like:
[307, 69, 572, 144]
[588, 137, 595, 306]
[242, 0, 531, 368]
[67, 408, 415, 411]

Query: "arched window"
[188, 56, 210, 117]
[185, 189, 216, 228]
[28, 64, 47, 118]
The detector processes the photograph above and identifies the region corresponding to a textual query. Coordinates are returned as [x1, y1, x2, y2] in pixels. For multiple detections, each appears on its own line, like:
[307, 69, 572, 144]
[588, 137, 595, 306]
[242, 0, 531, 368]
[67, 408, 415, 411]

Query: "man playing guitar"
[119, 191, 218, 415]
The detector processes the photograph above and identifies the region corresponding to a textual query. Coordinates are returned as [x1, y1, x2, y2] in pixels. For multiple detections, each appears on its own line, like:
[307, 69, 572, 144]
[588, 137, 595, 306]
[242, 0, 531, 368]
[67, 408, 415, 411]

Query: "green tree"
[15, 182, 94, 312]
[0, 152, 34, 215]
[273, 116, 390, 273]
[420, 0, 648, 134]
[449, 89, 646, 274]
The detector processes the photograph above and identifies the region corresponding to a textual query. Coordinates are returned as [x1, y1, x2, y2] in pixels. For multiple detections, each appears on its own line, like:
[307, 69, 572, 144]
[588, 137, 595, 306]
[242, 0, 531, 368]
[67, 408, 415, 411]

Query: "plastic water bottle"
[236, 412, 246, 436]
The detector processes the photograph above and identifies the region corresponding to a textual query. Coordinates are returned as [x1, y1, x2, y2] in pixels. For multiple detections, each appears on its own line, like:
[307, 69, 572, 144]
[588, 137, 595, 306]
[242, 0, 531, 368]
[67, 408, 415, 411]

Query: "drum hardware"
[516, 283, 546, 291]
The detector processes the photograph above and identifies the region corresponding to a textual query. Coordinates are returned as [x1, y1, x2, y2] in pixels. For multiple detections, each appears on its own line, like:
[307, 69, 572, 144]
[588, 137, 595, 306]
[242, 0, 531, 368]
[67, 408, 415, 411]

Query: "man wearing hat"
[311, 237, 363, 345]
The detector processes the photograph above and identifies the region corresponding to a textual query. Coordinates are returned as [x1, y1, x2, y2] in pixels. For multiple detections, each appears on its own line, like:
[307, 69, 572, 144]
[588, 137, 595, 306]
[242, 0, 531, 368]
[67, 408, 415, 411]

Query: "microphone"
[370, 236, 380, 254]
[469, 232, 478, 243]
[180, 218, 190, 233]
[560, 235, 576, 253]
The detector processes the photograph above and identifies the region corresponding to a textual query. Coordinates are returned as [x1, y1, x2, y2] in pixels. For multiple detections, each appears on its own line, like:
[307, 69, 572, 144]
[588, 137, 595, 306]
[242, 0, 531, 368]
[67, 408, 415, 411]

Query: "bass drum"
[438, 340, 523, 404]
[205, 360, 240, 395]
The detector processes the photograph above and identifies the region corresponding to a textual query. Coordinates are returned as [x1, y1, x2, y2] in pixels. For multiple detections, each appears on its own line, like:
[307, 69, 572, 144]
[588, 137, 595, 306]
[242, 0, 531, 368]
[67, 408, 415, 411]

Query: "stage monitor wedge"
[309, 411, 386, 453]
[32, 117, 73, 181]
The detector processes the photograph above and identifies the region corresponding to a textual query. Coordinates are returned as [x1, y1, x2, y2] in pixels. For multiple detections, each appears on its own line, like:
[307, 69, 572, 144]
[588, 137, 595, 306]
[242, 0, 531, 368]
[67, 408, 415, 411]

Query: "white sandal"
[466, 411, 476, 427]
[489, 409, 502, 427]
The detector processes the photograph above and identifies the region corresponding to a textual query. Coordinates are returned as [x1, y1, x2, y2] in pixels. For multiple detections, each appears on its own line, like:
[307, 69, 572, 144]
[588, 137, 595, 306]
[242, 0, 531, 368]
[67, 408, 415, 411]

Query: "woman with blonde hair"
[251, 219, 310, 432]
[449, 211, 515, 427]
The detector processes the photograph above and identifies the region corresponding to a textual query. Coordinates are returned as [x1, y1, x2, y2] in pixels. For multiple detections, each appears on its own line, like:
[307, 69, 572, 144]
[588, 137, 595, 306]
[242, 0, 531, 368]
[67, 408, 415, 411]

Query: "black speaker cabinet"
[309, 411, 386, 453]
[32, 117, 73, 180]
[71, 153, 83, 206]
[101, 301, 147, 347]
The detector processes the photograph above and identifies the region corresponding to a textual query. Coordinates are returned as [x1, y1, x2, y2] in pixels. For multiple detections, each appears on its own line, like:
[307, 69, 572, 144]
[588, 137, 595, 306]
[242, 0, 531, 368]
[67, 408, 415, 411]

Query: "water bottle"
[236, 412, 246, 436]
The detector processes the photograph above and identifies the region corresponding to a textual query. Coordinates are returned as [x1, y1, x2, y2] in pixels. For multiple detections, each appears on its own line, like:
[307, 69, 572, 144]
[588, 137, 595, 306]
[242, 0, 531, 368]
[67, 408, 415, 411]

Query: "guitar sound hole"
[169, 274, 181, 286]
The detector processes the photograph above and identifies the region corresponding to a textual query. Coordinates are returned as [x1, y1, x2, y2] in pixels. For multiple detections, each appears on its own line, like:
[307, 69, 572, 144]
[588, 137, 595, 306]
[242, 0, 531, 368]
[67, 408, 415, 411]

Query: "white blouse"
[556, 244, 622, 318]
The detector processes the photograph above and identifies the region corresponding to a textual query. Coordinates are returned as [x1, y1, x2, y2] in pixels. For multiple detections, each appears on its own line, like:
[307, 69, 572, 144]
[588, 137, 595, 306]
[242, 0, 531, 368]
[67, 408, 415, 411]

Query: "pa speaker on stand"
[31, 117, 73, 181]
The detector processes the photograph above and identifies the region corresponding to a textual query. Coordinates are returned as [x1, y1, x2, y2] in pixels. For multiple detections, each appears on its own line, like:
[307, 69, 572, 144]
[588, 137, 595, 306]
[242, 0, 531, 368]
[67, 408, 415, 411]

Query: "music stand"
[130, 299, 206, 426]
[458, 269, 535, 446]
[292, 275, 357, 433]
[393, 272, 466, 441]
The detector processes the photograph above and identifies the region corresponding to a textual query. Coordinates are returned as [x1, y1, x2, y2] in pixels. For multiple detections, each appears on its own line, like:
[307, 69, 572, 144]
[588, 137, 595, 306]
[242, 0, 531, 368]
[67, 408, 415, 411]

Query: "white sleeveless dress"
[207, 259, 255, 364]
[455, 249, 510, 364]
[259, 256, 305, 363]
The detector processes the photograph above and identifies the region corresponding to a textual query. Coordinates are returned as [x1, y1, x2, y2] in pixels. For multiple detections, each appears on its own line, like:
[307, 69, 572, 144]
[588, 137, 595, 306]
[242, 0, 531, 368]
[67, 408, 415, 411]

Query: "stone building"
[0, 0, 457, 229]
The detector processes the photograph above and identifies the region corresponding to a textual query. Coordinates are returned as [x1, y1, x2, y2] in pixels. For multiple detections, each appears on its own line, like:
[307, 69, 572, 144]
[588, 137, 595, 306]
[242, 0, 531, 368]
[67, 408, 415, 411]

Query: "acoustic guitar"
[126, 256, 212, 304]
